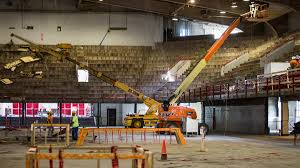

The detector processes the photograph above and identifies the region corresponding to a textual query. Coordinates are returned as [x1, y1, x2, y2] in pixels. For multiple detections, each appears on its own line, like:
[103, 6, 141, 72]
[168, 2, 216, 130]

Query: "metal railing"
[76, 128, 186, 146]
[181, 68, 300, 102]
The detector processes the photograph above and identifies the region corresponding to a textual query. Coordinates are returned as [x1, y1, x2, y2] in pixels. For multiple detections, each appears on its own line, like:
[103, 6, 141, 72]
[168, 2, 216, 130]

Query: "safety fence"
[0, 117, 95, 129]
[76, 128, 186, 146]
[26, 145, 153, 168]
[31, 123, 70, 147]
[180, 68, 300, 102]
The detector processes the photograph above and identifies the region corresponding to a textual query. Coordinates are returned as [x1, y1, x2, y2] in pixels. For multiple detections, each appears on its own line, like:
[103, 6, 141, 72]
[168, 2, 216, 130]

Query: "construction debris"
[0, 78, 13, 84]
[20, 70, 43, 79]
[4, 56, 40, 71]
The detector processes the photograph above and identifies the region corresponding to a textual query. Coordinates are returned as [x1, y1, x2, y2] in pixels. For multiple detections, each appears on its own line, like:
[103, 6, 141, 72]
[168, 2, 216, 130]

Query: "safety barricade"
[25, 145, 153, 168]
[31, 123, 70, 147]
[76, 128, 186, 146]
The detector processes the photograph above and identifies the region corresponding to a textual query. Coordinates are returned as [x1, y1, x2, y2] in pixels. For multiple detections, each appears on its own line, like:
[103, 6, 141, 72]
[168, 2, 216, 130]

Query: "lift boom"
[168, 6, 268, 105]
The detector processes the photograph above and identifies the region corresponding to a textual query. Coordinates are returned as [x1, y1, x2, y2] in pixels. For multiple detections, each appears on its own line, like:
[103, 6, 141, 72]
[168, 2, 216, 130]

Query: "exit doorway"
[107, 109, 116, 126]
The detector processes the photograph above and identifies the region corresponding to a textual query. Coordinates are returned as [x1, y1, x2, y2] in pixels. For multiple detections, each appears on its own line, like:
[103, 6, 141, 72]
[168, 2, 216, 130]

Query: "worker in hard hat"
[47, 111, 54, 137]
[71, 111, 79, 140]
[290, 55, 300, 69]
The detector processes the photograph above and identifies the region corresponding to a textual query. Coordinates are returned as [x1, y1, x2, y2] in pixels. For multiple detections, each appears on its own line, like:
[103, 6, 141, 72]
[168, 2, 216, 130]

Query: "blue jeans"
[72, 127, 79, 140]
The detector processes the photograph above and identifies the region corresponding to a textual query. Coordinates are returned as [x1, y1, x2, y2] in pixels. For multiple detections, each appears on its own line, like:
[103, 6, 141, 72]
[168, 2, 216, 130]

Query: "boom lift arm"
[168, 9, 267, 105]
[10, 33, 161, 114]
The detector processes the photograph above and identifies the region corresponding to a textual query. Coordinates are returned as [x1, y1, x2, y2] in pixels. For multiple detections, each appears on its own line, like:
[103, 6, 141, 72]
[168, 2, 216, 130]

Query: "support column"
[97, 103, 101, 128]
[281, 100, 289, 135]
[59, 101, 62, 124]
[264, 98, 269, 135]
[21, 100, 26, 126]
[134, 103, 137, 114]
[202, 103, 205, 123]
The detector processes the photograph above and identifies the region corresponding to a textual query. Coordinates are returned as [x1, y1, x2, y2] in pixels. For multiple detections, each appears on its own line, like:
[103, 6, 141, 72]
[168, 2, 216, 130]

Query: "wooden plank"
[144, 151, 153, 168]
[29, 153, 145, 160]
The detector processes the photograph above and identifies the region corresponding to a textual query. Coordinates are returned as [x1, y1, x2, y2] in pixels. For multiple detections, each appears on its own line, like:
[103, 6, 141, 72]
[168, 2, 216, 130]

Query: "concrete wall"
[100, 103, 122, 126]
[97, 103, 149, 126]
[0, 12, 163, 46]
[205, 104, 266, 134]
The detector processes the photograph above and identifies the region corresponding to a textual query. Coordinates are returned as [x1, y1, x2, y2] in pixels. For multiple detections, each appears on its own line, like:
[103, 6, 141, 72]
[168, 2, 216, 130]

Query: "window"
[62, 103, 92, 117]
[13, 103, 22, 116]
[62, 103, 71, 116]
[26, 103, 39, 116]
[0, 103, 22, 117]
[37, 103, 58, 117]
[77, 69, 89, 82]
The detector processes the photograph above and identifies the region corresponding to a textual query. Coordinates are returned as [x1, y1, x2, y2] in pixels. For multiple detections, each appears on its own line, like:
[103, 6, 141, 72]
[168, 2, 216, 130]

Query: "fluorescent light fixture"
[172, 17, 178, 21]
[99, 0, 103, 1]
[243, 0, 250, 1]
[231, 2, 238, 8]
[220, 11, 226, 14]
[190, 0, 195, 3]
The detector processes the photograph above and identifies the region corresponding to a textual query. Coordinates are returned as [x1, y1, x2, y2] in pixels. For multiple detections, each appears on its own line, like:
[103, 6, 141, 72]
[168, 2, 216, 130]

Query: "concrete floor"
[1, 129, 300, 168]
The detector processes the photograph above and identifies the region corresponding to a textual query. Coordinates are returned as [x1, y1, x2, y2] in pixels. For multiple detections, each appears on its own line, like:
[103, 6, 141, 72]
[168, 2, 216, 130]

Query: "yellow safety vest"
[72, 116, 79, 128]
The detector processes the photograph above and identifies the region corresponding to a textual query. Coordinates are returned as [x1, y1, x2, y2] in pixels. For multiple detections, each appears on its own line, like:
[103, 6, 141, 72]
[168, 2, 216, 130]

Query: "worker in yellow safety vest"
[47, 111, 54, 136]
[71, 111, 79, 140]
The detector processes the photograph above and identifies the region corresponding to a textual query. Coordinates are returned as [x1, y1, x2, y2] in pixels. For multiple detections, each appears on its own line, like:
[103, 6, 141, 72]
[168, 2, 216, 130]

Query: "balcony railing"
[181, 68, 300, 102]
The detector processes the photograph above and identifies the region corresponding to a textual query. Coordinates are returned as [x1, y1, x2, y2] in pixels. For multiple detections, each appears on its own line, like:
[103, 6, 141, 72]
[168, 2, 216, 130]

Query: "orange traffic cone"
[161, 139, 167, 160]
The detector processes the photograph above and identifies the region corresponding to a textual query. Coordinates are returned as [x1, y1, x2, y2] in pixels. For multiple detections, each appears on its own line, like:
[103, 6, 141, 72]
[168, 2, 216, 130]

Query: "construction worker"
[47, 111, 54, 137]
[290, 56, 299, 69]
[71, 111, 79, 140]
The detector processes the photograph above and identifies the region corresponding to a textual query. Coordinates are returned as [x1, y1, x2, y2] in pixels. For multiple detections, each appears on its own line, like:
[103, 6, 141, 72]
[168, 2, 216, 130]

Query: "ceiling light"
[99, 0, 103, 1]
[190, 0, 195, 3]
[243, 0, 250, 1]
[220, 11, 226, 14]
[231, 2, 238, 8]
[172, 17, 178, 21]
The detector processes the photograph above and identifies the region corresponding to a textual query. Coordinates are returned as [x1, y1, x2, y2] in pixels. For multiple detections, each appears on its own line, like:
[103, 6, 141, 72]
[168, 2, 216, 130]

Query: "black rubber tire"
[132, 119, 144, 128]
